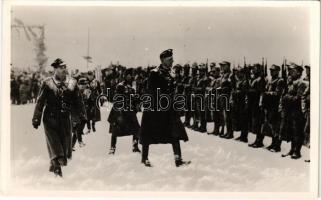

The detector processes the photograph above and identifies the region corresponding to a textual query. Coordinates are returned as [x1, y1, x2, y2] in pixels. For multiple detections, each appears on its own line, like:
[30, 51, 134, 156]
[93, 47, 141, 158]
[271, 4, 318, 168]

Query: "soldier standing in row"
[140, 49, 190, 167]
[207, 64, 223, 136]
[231, 67, 249, 142]
[32, 58, 86, 177]
[19, 72, 31, 104]
[107, 68, 141, 154]
[86, 71, 102, 133]
[173, 64, 185, 117]
[11, 73, 20, 104]
[247, 64, 266, 148]
[280, 63, 307, 159]
[261, 65, 285, 152]
[218, 61, 233, 139]
[182, 64, 192, 127]
[31, 73, 41, 103]
[193, 64, 210, 133]
[303, 65, 310, 162]
[188, 63, 199, 130]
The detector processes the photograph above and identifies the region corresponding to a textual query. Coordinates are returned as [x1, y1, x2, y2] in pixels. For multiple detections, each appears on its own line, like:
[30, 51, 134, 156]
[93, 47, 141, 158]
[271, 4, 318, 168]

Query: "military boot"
[108, 147, 116, 155]
[270, 138, 282, 152]
[175, 156, 191, 167]
[133, 144, 141, 153]
[141, 159, 152, 167]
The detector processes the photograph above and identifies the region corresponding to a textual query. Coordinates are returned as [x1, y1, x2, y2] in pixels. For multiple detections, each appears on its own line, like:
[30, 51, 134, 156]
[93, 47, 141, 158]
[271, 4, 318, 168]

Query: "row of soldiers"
[101, 61, 310, 161]
[164, 61, 310, 160]
[31, 55, 310, 176]
[10, 70, 42, 104]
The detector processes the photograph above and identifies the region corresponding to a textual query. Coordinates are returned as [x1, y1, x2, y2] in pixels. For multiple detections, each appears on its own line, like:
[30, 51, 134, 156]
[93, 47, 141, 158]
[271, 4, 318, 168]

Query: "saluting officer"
[32, 58, 86, 177]
[139, 49, 190, 167]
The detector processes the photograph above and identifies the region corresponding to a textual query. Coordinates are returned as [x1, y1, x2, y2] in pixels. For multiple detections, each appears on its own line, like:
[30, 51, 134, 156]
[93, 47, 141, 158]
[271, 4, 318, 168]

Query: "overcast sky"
[11, 6, 311, 71]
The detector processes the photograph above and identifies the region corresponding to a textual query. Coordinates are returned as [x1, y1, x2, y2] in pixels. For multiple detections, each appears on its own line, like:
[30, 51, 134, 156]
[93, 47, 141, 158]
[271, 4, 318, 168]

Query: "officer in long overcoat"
[32, 58, 86, 177]
[139, 49, 190, 167]
[107, 68, 141, 154]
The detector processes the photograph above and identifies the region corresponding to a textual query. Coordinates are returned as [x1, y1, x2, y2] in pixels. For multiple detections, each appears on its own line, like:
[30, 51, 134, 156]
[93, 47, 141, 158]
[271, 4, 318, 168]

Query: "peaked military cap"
[252, 63, 262, 68]
[199, 63, 207, 70]
[124, 68, 133, 76]
[235, 66, 245, 73]
[173, 64, 183, 71]
[219, 61, 231, 66]
[191, 62, 198, 69]
[288, 62, 303, 72]
[183, 64, 190, 68]
[270, 64, 281, 71]
[51, 58, 66, 68]
[160, 49, 173, 60]
[78, 77, 88, 85]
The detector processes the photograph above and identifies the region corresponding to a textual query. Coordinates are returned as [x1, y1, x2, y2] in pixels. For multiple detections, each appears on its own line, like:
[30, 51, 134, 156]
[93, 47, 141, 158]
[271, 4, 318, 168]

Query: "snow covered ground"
[10, 104, 310, 192]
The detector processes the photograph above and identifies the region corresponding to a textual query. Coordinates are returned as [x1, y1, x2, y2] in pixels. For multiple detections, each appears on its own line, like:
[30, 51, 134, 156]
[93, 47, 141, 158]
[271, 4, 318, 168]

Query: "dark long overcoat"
[139, 65, 189, 145]
[108, 82, 140, 137]
[32, 76, 86, 163]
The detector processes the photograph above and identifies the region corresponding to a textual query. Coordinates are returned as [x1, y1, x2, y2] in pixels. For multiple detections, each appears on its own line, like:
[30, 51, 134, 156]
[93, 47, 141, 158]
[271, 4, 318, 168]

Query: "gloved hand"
[32, 119, 40, 129]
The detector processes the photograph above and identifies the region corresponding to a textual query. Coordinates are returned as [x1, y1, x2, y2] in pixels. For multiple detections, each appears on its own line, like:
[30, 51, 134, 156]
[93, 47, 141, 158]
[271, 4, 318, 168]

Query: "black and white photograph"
[1, 0, 320, 198]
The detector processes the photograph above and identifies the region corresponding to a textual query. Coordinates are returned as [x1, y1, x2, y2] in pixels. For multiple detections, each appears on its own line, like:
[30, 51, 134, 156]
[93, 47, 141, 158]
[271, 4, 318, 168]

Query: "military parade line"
[11, 49, 310, 178]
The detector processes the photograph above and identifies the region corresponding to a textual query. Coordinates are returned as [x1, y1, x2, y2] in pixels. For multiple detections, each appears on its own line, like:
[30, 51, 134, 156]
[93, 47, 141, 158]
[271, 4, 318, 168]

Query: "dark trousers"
[142, 140, 182, 161]
[72, 121, 85, 147]
[87, 120, 95, 130]
[184, 111, 192, 125]
[111, 134, 139, 148]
